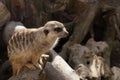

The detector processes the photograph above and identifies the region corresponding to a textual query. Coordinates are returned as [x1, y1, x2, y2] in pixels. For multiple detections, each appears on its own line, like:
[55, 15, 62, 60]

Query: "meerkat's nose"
[64, 30, 69, 37]
[62, 27, 69, 38]
[63, 27, 69, 34]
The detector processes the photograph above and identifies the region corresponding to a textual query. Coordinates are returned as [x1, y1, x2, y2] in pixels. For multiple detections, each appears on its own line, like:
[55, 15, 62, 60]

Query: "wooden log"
[66, 3, 99, 45]
[8, 68, 42, 80]
[60, 2, 100, 61]
[45, 50, 80, 80]
[102, 6, 116, 65]
[65, 44, 112, 79]
[114, 7, 120, 40]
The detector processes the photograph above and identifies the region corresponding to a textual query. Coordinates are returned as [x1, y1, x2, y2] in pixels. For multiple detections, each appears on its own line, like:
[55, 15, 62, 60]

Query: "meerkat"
[7, 21, 68, 75]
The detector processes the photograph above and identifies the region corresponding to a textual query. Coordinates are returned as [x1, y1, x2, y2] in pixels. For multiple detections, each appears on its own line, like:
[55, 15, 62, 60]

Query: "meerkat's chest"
[50, 38, 59, 50]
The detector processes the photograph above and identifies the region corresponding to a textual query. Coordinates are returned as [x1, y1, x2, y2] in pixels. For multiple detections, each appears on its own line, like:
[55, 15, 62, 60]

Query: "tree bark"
[102, 6, 116, 65]
[60, 2, 100, 61]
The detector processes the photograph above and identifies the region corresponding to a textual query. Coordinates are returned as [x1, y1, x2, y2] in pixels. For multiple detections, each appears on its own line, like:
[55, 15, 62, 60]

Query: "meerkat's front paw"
[37, 54, 50, 70]
[41, 54, 50, 63]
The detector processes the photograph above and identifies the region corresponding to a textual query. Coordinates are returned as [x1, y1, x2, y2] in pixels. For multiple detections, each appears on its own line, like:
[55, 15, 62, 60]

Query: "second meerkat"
[7, 21, 68, 75]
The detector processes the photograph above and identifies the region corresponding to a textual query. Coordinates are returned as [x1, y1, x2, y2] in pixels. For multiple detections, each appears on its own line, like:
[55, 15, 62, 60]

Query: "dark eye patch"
[44, 29, 49, 36]
[54, 27, 62, 32]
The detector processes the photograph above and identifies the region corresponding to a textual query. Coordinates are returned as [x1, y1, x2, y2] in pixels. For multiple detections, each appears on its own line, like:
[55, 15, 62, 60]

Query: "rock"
[111, 66, 120, 80]
[68, 44, 112, 79]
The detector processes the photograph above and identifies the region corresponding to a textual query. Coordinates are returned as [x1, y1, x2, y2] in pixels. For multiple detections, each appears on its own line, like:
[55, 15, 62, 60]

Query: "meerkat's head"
[43, 21, 68, 38]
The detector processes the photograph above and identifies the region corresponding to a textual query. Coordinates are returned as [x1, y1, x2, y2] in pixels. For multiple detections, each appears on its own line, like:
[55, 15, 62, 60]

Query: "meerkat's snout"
[62, 27, 69, 37]
[55, 27, 69, 38]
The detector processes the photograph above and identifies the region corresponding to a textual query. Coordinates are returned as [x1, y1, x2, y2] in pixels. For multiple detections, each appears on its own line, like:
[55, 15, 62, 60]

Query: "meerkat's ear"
[43, 29, 49, 36]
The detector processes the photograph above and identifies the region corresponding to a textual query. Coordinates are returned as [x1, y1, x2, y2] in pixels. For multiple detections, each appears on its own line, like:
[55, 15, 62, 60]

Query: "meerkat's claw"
[38, 64, 43, 70]
[39, 54, 49, 68]
[41, 54, 50, 62]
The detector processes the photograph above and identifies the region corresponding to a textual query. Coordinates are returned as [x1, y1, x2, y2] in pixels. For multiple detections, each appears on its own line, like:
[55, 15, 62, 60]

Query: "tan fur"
[7, 21, 68, 75]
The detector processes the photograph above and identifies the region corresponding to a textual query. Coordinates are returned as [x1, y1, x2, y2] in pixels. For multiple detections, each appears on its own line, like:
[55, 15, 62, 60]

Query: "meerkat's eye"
[54, 27, 62, 32]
